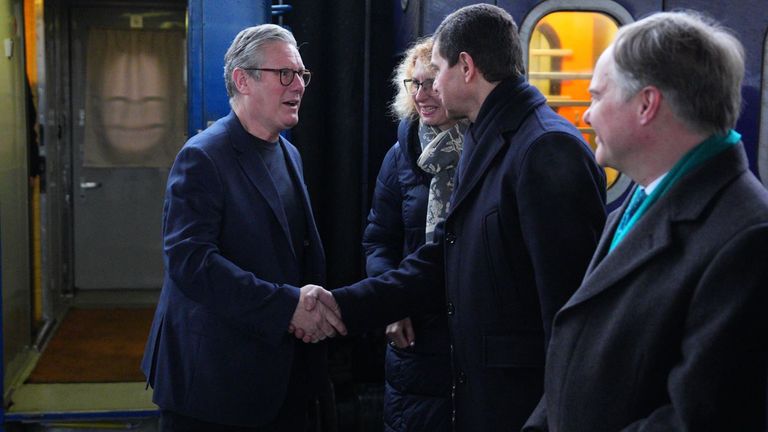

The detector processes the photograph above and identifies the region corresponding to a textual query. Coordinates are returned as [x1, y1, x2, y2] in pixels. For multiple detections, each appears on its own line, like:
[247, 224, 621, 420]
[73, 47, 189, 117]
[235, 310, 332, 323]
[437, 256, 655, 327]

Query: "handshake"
[288, 284, 348, 343]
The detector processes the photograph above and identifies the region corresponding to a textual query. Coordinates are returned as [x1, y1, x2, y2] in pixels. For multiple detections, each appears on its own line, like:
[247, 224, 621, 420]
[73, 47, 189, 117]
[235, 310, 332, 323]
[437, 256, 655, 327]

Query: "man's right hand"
[289, 285, 347, 343]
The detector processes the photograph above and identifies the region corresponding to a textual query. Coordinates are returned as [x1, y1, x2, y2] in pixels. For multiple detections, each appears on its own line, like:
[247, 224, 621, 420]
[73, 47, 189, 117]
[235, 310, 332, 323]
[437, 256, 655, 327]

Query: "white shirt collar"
[641, 173, 668, 195]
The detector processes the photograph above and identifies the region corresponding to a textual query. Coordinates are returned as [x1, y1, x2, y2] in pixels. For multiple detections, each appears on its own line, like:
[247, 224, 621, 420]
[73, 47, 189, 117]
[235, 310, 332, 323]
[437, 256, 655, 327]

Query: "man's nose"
[583, 107, 592, 125]
[291, 73, 305, 91]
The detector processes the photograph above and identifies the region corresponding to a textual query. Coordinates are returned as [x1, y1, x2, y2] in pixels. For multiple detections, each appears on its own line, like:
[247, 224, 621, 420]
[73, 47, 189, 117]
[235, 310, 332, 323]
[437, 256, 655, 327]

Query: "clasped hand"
[289, 284, 347, 343]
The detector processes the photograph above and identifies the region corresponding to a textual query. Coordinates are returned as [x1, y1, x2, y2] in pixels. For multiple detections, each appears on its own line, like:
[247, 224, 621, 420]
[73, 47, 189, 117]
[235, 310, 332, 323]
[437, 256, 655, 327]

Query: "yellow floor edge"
[7, 382, 157, 414]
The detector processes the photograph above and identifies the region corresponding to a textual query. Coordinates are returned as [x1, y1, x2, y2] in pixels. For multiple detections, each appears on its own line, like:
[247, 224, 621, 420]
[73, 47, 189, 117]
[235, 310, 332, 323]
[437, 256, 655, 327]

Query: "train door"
[70, 5, 185, 289]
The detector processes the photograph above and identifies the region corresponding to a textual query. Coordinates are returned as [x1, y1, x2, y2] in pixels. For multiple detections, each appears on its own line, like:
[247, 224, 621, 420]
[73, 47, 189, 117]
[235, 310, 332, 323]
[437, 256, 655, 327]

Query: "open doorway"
[70, 5, 186, 290]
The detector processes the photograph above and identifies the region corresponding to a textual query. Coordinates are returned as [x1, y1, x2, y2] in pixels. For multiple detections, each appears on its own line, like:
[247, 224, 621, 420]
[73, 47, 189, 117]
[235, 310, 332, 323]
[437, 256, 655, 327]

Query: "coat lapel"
[562, 144, 750, 311]
[564, 207, 675, 309]
[280, 137, 326, 272]
[450, 78, 545, 214]
[450, 133, 505, 213]
[225, 112, 295, 259]
[584, 209, 620, 275]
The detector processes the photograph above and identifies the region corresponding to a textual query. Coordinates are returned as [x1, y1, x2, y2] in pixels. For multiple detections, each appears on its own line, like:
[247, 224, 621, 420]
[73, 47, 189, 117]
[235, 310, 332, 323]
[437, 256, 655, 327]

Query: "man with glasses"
[142, 24, 345, 431]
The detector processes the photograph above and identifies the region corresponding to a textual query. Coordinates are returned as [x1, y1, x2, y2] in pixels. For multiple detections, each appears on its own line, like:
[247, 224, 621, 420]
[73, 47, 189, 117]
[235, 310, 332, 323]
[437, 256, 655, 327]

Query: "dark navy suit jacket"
[334, 77, 606, 432]
[141, 111, 326, 427]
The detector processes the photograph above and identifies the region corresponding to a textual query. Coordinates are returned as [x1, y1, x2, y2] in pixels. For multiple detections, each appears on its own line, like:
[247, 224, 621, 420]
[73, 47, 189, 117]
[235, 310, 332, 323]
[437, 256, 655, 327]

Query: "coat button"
[457, 371, 466, 385]
[447, 302, 455, 316]
[445, 232, 457, 244]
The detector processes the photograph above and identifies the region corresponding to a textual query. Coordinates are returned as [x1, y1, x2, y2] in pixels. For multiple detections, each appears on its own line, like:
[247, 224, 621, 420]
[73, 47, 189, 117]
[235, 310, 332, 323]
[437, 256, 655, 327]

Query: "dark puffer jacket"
[363, 117, 452, 432]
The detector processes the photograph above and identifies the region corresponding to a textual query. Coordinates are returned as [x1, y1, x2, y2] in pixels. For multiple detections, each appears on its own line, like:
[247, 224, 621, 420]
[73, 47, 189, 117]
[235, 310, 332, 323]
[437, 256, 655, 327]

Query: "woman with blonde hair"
[362, 37, 466, 431]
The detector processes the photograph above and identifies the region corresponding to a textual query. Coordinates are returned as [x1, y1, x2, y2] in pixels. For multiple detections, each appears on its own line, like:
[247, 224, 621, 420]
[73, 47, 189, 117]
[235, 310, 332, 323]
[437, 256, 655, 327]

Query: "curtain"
[84, 28, 186, 167]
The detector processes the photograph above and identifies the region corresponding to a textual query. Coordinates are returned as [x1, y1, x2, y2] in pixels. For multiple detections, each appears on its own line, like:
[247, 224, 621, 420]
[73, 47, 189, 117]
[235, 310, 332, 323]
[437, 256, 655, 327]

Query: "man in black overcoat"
[295, 5, 606, 431]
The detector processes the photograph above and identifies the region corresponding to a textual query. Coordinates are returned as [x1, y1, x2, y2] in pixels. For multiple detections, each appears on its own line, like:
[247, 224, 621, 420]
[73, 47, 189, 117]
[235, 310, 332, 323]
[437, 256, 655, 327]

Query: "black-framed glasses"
[403, 78, 435, 95]
[243, 67, 311, 87]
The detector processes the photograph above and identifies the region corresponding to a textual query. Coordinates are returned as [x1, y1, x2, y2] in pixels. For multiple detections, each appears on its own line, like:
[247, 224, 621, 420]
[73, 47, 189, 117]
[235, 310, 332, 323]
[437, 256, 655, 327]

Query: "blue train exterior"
[0, 1, 766, 430]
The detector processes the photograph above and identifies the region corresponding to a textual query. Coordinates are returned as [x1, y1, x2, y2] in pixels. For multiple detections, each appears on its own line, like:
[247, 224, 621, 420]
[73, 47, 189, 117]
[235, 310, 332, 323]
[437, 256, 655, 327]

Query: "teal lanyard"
[610, 129, 741, 251]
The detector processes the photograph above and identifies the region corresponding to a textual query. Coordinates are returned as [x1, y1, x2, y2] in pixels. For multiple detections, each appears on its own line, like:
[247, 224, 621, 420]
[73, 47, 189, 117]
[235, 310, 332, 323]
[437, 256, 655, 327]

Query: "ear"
[232, 68, 251, 95]
[458, 51, 476, 83]
[637, 86, 662, 125]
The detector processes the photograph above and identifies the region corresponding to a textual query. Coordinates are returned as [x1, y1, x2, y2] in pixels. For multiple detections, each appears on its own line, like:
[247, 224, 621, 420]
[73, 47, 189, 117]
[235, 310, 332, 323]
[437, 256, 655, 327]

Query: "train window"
[520, 1, 634, 205]
[528, 11, 619, 187]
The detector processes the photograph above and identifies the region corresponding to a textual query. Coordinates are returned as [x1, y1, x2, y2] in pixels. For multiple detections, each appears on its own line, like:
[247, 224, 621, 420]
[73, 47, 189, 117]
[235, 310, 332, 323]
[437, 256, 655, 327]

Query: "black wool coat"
[335, 76, 606, 432]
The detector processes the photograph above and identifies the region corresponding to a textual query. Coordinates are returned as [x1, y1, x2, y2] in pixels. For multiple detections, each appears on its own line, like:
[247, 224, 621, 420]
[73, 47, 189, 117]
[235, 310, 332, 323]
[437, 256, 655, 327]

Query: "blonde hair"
[390, 38, 434, 120]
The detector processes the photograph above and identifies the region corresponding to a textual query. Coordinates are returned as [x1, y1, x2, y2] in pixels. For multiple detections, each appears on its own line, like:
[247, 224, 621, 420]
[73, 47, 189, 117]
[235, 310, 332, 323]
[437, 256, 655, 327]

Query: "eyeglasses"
[403, 78, 435, 95]
[243, 68, 311, 87]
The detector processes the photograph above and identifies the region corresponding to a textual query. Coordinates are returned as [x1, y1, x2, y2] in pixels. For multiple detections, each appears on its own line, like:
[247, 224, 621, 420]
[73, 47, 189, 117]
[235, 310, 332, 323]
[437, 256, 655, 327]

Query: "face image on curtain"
[84, 28, 186, 167]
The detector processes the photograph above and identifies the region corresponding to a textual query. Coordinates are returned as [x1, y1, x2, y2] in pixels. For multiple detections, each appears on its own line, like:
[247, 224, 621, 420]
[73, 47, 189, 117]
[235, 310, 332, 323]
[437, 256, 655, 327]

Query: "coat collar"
[223, 111, 299, 260]
[450, 76, 547, 213]
[397, 117, 430, 182]
[563, 144, 750, 310]
[474, 75, 545, 136]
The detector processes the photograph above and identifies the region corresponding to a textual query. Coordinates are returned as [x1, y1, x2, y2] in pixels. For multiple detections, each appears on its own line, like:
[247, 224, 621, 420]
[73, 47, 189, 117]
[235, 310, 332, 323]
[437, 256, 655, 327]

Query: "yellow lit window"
[529, 11, 620, 189]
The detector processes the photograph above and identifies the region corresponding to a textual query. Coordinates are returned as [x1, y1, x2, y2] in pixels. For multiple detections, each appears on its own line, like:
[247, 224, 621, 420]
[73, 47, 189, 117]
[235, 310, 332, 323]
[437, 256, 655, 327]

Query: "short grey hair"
[390, 37, 434, 120]
[611, 11, 744, 135]
[223, 24, 297, 105]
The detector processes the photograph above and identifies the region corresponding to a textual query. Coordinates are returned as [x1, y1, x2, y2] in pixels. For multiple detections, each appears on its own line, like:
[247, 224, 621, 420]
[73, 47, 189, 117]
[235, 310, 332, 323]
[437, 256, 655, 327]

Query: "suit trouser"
[160, 343, 318, 432]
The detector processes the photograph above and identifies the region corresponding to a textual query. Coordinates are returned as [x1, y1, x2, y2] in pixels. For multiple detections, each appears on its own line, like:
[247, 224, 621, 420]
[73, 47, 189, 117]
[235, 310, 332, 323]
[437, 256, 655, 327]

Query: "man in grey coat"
[524, 11, 768, 431]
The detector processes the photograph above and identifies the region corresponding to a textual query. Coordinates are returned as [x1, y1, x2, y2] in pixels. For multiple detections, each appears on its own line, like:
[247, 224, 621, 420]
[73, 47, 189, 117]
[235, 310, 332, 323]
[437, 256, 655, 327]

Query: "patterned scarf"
[417, 120, 468, 243]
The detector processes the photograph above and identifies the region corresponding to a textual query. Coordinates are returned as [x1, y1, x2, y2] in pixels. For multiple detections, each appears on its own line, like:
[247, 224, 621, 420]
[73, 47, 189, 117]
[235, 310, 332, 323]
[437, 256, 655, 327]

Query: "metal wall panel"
[187, 0, 271, 136]
[0, 0, 31, 393]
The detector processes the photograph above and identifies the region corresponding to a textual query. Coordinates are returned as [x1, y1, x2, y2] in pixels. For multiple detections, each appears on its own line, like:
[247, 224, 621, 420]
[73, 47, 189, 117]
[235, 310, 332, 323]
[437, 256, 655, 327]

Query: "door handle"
[80, 181, 102, 190]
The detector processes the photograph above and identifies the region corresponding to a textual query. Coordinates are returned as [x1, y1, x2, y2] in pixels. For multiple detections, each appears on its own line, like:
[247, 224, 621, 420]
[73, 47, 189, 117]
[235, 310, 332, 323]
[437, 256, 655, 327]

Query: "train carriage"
[0, 0, 766, 430]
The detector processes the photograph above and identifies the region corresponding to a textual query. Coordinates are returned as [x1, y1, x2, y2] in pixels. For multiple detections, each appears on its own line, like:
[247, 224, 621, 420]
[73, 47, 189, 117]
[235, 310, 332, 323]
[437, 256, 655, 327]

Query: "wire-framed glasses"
[403, 78, 435, 95]
[243, 68, 312, 87]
